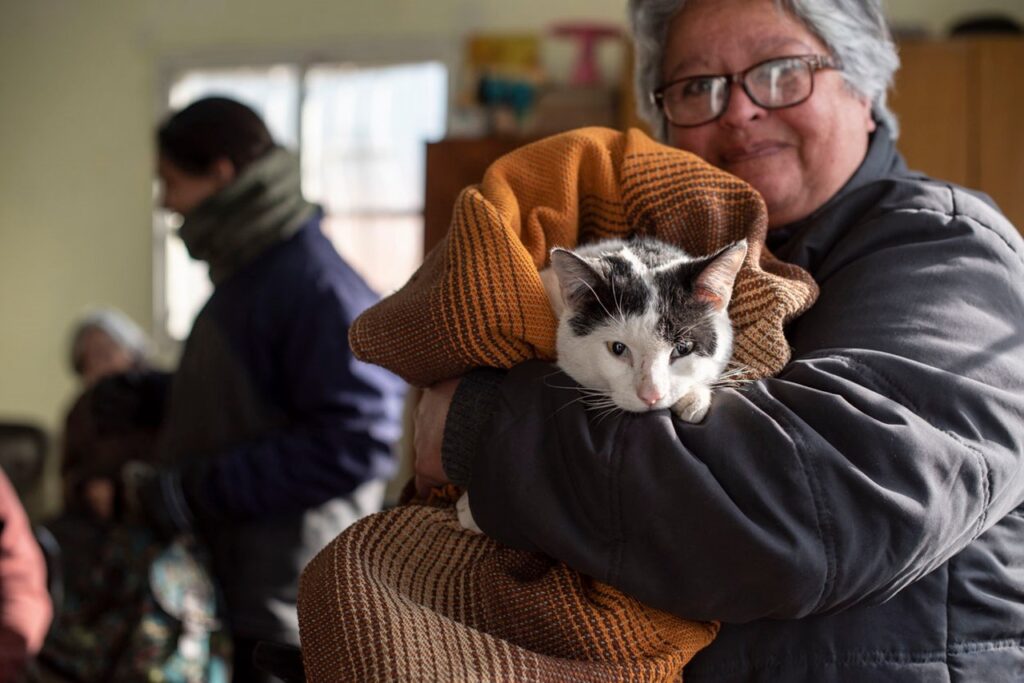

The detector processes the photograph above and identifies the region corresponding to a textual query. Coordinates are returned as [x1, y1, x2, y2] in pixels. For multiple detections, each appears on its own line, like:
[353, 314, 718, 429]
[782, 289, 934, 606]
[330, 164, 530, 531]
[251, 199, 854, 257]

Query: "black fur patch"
[565, 238, 721, 357]
[567, 257, 651, 336]
[654, 259, 719, 357]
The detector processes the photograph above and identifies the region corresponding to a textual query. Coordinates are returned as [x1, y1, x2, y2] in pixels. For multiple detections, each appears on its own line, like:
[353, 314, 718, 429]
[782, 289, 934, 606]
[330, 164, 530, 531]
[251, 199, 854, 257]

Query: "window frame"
[152, 38, 458, 354]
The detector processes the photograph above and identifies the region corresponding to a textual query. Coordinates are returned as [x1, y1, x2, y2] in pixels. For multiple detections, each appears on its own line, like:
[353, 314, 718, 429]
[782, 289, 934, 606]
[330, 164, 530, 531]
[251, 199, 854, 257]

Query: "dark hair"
[157, 96, 276, 176]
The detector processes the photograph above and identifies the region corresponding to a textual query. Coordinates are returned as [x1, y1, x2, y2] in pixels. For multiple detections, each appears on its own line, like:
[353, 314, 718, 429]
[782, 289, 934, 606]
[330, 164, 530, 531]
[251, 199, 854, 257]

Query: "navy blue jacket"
[160, 216, 405, 642]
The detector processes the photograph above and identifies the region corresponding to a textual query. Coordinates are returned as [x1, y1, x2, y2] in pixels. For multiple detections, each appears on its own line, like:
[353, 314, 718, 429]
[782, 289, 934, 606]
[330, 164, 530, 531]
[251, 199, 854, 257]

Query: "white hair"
[629, 0, 901, 140]
[69, 307, 151, 374]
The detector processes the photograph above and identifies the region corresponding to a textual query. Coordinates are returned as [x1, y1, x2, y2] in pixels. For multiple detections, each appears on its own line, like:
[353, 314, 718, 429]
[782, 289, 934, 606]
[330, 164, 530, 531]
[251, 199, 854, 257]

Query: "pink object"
[0, 469, 51, 678]
[551, 22, 623, 86]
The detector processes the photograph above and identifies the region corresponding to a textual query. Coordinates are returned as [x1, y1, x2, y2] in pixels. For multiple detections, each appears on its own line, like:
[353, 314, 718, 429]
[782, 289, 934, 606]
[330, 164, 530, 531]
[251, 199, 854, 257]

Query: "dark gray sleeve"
[441, 368, 505, 488]
[449, 205, 1024, 623]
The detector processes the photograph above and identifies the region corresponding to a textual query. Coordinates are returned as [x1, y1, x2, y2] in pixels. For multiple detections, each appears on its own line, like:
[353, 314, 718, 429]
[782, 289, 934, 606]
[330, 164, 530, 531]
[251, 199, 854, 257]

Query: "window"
[155, 60, 447, 344]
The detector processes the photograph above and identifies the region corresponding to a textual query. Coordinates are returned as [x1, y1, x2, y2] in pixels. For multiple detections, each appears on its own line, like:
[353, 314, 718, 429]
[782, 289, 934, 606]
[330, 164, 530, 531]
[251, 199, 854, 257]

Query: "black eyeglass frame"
[650, 54, 842, 128]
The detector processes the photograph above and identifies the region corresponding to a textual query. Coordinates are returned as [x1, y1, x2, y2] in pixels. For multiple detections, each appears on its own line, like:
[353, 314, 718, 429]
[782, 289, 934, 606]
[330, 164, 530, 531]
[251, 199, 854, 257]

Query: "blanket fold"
[297, 127, 818, 682]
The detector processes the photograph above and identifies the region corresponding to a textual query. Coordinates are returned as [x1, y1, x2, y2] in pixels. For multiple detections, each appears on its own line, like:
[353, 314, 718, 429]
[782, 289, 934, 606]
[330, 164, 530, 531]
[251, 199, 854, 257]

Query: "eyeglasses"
[651, 54, 841, 127]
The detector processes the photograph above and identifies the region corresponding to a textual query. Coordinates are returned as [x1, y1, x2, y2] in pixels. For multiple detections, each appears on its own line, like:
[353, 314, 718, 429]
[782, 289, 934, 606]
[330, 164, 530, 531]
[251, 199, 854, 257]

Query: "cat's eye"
[607, 341, 628, 357]
[672, 340, 695, 359]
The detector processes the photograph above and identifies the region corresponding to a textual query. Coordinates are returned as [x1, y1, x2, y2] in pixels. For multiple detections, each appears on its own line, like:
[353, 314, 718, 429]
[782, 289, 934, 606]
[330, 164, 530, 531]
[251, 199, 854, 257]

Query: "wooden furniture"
[423, 137, 531, 254]
[890, 37, 1024, 231]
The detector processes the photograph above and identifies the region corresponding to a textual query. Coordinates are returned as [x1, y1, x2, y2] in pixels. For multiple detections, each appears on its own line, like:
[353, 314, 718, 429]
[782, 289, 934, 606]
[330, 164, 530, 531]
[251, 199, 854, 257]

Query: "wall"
[1, 0, 1021, 517]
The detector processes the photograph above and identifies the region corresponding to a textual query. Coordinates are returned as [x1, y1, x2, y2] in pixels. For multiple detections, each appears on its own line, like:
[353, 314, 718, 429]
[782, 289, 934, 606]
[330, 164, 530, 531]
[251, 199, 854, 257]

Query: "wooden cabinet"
[423, 137, 531, 254]
[891, 37, 1024, 231]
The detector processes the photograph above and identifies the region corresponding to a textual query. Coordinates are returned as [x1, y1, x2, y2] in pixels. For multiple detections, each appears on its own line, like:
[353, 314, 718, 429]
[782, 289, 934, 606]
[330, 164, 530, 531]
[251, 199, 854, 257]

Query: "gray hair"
[629, 0, 900, 141]
[69, 307, 151, 375]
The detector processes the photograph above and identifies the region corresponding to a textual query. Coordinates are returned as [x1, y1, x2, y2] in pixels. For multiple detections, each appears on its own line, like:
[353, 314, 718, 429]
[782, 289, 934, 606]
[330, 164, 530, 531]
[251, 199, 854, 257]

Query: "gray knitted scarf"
[178, 147, 317, 284]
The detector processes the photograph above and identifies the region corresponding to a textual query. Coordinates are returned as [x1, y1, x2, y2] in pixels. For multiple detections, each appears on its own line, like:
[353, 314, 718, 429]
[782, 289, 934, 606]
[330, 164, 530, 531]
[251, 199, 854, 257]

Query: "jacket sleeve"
[450, 201, 1024, 623]
[186, 280, 406, 523]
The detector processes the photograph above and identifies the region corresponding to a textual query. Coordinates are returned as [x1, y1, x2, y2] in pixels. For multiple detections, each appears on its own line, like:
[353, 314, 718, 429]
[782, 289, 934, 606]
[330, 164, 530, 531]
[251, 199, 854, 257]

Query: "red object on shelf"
[551, 22, 623, 86]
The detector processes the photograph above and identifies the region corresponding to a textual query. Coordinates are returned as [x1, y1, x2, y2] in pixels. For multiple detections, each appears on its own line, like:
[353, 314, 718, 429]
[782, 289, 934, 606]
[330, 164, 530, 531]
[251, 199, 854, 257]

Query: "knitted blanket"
[297, 128, 818, 682]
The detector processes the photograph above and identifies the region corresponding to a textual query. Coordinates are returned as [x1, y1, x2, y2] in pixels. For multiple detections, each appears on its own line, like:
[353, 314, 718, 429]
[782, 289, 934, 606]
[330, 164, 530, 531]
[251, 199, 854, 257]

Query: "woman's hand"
[413, 378, 461, 498]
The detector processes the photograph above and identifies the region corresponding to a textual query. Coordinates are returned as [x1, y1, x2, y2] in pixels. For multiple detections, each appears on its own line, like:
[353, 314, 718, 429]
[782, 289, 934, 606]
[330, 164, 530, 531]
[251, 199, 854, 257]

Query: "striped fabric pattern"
[348, 127, 816, 385]
[300, 502, 720, 682]
[299, 127, 819, 681]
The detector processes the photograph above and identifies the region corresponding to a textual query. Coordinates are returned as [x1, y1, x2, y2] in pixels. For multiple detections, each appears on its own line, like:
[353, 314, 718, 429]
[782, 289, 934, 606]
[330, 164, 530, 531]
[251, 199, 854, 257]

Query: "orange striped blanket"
[297, 127, 818, 682]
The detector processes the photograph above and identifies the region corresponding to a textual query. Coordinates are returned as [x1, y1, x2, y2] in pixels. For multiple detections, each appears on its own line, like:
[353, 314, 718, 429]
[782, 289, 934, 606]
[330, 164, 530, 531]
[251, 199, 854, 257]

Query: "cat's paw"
[456, 492, 483, 534]
[672, 386, 712, 423]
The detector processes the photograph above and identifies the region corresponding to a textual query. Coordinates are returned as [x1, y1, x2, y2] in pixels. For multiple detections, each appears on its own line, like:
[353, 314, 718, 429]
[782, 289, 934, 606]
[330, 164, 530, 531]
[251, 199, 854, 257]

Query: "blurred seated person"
[0, 468, 51, 683]
[34, 311, 223, 683]
[62, 308, 166, 522]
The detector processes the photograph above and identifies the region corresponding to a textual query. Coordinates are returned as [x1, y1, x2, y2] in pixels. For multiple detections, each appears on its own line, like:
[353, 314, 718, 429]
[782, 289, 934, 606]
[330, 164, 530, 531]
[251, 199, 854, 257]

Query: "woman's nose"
[718, 83, 766, 127]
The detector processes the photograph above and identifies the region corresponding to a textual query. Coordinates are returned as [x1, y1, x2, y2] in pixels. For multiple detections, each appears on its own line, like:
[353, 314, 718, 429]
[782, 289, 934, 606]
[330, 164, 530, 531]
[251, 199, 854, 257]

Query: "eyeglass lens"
[662, 57, 815, 126]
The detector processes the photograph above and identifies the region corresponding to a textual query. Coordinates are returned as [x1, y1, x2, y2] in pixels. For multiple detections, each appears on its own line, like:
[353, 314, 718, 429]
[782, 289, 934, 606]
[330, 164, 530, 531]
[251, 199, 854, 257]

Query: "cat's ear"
[549, 248, 604, 310]
[694, 239, 748, 310]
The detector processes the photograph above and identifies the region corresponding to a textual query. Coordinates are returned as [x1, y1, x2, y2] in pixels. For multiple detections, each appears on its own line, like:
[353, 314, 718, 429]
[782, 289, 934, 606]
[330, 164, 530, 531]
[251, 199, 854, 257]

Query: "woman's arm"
[440, 202, 1024, 623]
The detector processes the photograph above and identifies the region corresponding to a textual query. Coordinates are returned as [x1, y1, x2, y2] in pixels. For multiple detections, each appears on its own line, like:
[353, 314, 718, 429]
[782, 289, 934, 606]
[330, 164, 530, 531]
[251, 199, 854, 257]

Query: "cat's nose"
[637, 388, 662, 407]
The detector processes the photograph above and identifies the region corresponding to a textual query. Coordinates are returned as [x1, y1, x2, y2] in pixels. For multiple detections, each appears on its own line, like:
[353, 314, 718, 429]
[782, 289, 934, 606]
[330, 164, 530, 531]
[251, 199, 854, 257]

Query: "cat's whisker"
[674, 322, 699, 338]
[543, 373, 611, 395]
[575, 277, 619, 323]
[593, 405, 623, 425]
[708, 371, 757, 390]
[582, 397, 617, 410]
[554, 391, 616, 416]
[544, 379, 586, 392]
[714, 364, 756, 386]
[610, 279, 626, 326]
[553, 394, 597, 415]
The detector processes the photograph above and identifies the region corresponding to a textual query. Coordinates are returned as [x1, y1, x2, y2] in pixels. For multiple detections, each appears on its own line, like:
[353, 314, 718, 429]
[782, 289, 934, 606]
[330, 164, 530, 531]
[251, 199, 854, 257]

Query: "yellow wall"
[1, 0, 1022, 517]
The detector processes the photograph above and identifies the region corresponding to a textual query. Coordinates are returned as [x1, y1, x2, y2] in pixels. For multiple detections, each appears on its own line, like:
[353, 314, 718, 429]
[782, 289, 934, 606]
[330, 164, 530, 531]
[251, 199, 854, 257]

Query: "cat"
[456, 235, 748, 532]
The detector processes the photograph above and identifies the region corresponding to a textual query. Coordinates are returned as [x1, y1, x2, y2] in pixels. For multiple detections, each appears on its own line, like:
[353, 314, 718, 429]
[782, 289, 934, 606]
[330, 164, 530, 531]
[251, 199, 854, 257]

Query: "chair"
[0, 422, 47, 498]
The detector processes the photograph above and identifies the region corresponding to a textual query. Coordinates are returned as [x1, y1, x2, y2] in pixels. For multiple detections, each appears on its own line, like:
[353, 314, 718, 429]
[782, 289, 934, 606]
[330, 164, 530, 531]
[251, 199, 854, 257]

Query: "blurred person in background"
[35, 309, 225, 683]
[142, 96, 405, 682]
[62, 308, 164, 522]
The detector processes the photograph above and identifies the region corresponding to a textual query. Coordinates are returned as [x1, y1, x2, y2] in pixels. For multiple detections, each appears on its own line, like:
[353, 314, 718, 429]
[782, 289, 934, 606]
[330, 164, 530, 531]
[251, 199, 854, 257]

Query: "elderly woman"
[63, 308, 160, 519]
[414, 0, 1024, 680]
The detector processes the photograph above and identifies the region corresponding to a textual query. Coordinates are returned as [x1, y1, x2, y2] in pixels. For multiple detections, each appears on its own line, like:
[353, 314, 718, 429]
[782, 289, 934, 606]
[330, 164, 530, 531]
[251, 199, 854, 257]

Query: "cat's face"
[549, 238, 746, 413]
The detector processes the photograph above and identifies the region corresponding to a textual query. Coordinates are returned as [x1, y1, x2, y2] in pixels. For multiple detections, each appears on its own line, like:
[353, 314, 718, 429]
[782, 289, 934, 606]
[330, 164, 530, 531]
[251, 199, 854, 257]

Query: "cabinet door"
[423, 138, 530, 253]
[889, 40, 972, 188]
[977, 38, 1024, 232]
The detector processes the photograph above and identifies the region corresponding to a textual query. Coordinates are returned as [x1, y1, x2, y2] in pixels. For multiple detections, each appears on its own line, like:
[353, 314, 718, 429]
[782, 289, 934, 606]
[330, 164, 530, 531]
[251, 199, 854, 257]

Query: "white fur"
[544, 240, 734, 421]
[457, 240, 738, 534]
[456, 492, 482, 534]
[553, 300, 732, 419]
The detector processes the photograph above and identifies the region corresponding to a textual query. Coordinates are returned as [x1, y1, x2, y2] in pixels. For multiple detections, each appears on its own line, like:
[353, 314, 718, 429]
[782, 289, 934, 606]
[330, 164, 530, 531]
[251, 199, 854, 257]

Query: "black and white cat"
[543, 235, 747, 422]
[457, 235, 748, 531]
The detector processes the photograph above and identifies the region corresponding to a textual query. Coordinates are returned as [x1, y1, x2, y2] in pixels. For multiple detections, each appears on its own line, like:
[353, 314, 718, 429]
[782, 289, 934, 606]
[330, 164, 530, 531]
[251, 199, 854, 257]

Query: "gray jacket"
[444, 125, 1024, 682]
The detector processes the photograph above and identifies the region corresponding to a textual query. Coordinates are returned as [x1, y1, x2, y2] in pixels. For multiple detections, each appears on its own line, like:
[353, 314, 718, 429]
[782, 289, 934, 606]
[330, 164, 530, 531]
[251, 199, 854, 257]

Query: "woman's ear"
[861, 96, 877, 133]
[210, 157, 237, 186]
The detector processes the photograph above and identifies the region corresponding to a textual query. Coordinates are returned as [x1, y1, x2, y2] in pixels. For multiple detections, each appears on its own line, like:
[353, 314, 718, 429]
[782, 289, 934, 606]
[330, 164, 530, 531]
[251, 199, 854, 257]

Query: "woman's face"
[75, 328, 135, 387]
[662, 0, 875, 228]
[157, 156, 232, 217]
